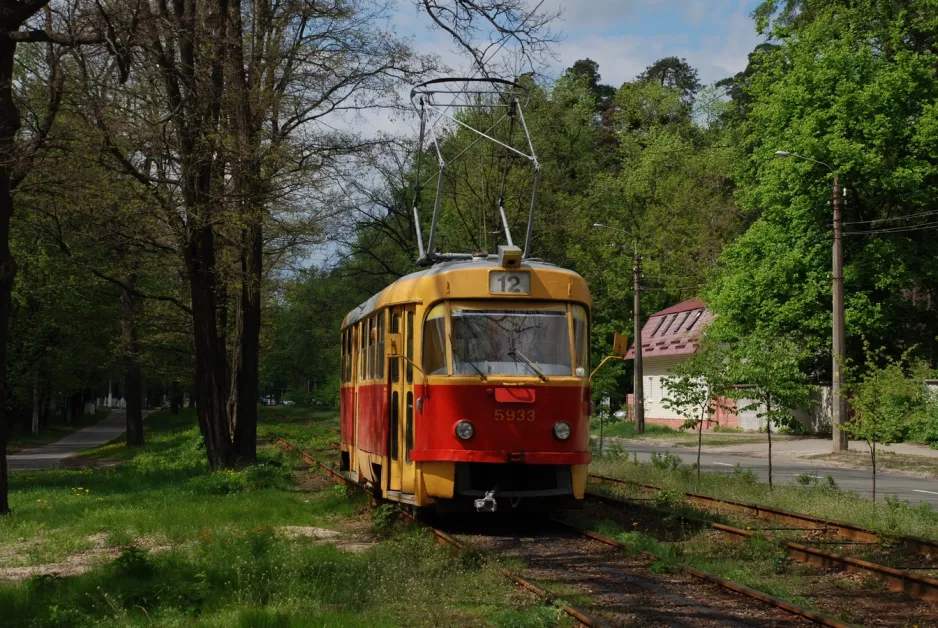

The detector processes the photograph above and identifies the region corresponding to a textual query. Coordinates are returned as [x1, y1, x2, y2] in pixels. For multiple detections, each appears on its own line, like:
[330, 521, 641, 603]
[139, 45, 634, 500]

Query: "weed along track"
[582, 481, 938, 625]
[589, 474, 938, 556]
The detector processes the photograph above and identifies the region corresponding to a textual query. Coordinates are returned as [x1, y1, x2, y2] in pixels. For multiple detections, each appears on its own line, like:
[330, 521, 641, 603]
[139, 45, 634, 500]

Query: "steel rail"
[589, 473, 938, 555]
[585, 490, 938, 604]
[551, 518, 855, 628]
[276, 436, 609, 628]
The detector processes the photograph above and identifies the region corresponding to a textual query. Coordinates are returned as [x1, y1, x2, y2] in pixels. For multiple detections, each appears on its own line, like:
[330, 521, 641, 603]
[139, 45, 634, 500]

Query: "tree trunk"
[871, 440, 877, 504]
[185, 225, 233, 470]
[0, 28, 21, 515]
[228, 0, 261, 464]
[233, 223, 261, 463]
[121, 272, 144, 447]
[31, 369, 39, 434]
[766, 399, 773, 489]
[696, 411, 703, 488]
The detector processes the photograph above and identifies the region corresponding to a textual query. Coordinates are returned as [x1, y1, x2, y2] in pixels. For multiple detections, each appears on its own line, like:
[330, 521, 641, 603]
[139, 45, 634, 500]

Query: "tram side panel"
[354, 381, 389, 484]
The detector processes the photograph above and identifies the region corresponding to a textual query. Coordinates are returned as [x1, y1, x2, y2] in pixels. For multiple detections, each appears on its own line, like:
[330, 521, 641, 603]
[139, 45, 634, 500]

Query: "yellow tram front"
[339, 252, 592, 511]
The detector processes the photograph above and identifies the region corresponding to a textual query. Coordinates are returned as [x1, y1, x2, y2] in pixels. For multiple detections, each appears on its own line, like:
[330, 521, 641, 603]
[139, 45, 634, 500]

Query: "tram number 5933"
[489, 271, 531, 294]
[495, 409, 535, 422]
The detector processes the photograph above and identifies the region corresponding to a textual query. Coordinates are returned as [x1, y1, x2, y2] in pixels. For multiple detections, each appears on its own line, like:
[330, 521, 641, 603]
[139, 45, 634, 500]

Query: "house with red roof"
[623, 299, 833, 432]
[623, 299, 739, 428]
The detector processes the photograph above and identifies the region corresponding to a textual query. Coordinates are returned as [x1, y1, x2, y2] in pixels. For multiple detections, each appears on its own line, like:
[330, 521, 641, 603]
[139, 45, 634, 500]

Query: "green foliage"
[650, 452, 682, 471]
[662, 342, 731, 432]
[844, 349, 935, 448]
[707, 0, 938, 377]
[728, 333, 812, 432]
[652, 488, 687, 509]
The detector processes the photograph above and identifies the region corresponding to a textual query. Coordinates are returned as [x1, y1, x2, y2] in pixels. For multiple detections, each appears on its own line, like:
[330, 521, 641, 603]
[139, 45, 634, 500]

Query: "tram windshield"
[450, 307, 573, 377]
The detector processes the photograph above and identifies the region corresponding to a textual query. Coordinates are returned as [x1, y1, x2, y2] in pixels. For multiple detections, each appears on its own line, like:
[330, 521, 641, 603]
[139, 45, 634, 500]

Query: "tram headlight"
[455, 421, 475, 440]
[553, 421, 571, 441]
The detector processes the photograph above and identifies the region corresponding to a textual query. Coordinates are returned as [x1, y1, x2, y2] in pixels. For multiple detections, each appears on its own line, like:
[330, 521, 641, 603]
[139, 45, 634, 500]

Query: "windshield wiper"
[507, 347, 549, 382]
[450, 333, 487, 380]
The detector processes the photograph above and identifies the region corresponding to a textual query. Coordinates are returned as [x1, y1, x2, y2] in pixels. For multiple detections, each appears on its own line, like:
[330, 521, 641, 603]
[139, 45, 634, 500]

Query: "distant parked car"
[282, 399, 295, 406]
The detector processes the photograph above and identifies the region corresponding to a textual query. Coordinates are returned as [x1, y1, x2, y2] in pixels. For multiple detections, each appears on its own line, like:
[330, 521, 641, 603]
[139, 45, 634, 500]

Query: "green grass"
[6, 408, 112, 454]
[670, 436, 766, 447]
[805, 450, 938, 476]
[0, 408, 563, 627]
[590, 421, 679, 438]
[590, 452, 938, 541]
[585, 518, 816, 607]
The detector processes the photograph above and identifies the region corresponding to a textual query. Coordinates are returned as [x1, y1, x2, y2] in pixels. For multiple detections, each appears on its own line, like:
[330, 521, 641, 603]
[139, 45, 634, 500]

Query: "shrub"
[650, 452, 682, 471]
[652, 489, 686, 509]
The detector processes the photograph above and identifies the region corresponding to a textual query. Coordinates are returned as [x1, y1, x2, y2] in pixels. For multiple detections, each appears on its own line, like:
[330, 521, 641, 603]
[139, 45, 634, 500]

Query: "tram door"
[388, 305, 418, 496]
[388, 308, 404, 492]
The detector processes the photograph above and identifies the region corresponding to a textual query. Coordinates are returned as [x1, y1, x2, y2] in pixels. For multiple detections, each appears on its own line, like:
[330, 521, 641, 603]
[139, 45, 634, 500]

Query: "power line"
[845, 222, 938, 236]
[843, 210, 938, 226]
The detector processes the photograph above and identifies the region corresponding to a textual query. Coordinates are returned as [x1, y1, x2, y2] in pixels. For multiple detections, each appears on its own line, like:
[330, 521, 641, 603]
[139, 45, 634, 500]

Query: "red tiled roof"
[652, 298, 706, 317]
[624, 299, 712, 360]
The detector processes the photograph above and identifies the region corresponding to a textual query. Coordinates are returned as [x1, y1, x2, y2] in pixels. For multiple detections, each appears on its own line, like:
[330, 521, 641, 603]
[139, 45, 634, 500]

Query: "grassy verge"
[6, 407, 112, 454]
[590, 421, 767, 446]
[1, 408, 564, 627]
[669, 436, 767, 447]
[589, 421, 679, 438]
[590, 452, 938, 541]
[805, 450, 938, 476]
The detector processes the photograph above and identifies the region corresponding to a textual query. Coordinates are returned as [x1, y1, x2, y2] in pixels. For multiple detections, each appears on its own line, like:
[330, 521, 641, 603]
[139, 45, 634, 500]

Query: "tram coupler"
[474, 490, 497, 513]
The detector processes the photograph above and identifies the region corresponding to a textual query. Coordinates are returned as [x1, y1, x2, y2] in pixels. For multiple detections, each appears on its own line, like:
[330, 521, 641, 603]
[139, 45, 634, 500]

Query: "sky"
[395, 0, 764, 89]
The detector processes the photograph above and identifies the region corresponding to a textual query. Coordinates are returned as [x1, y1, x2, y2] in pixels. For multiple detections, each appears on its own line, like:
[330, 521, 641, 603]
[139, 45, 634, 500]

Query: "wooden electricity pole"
[633, 248, 645, 435]
[831, 176, 847, 452]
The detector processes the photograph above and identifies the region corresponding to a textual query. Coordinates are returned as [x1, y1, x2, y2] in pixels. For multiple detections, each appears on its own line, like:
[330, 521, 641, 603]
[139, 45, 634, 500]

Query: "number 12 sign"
[489, 271, 531, 294]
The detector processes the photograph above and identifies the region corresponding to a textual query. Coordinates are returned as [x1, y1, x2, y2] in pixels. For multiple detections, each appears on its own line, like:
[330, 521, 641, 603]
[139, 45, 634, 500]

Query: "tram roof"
[341, 257, 590, 328]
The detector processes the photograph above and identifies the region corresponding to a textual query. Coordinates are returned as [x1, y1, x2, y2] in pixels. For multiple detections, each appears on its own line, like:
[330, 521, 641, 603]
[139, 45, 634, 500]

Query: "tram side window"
[423, 304, 447, 375]
[340, 331, 345, 383]
[390, 314, 400, 383]
[360, 322, 366, 381]
[406, 312, 414, 383]
[368, 317, 376, 380]
[573, 305, 589, 377]
[346, 331, 352, 382]
[376, 312, 385, 380]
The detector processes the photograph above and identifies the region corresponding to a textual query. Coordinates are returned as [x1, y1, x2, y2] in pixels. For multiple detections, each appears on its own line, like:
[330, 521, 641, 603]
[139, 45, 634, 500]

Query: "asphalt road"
[604, 439, 938, 509]
[8, 411, 129, 472]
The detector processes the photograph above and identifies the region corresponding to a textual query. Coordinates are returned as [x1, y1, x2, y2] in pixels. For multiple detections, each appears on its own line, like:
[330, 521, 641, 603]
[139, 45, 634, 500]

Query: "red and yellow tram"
[339, 249, 593, 511]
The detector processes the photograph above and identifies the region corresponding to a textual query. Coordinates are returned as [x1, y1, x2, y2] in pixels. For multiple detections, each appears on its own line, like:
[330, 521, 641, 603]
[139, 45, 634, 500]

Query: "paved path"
[599, 437, 938, 509]
[8, 411, 131, 472]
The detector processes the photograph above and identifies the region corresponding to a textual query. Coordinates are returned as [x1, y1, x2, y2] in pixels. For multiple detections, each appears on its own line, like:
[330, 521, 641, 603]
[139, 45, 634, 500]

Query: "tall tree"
[0, 0, 115, 515]
[707, 0, 938, 380]
[638, 56, 701, 104]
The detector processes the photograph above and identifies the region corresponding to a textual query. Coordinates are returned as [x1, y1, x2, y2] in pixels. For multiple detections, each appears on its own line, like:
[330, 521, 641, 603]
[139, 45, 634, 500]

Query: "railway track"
[275, 435, 856, 627]
[582, 485, 938, 624]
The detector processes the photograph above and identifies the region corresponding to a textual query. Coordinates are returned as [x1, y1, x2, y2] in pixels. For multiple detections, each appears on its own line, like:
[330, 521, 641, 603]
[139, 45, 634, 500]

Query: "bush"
[650, 452, 682, 471]
[652, 489, 686, 509]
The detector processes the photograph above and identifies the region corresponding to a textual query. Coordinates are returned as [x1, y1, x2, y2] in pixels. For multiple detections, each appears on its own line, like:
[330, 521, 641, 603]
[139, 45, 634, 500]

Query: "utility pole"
[775, 152, 847, 452]
[831, 176, 847, 451]
[633, 247, 645, 435]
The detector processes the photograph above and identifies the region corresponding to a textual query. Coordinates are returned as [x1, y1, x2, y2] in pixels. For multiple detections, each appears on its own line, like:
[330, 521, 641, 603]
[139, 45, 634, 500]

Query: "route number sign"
[489, 271, 531, 294]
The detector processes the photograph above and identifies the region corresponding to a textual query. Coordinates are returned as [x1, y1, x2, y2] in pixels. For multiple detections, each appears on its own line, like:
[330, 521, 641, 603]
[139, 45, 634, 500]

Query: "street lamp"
[592, 223, 645, 435]
[775, 151, 847, 452]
